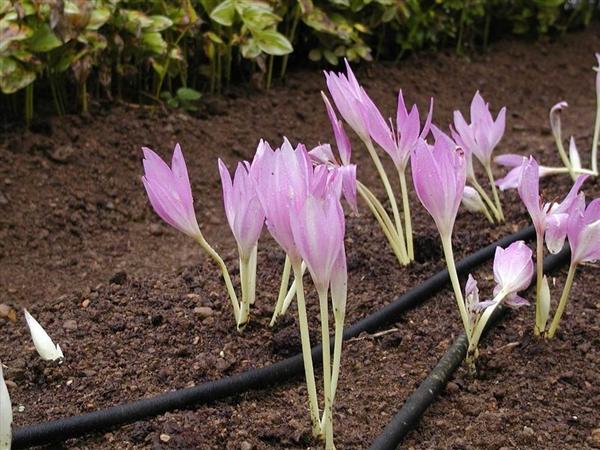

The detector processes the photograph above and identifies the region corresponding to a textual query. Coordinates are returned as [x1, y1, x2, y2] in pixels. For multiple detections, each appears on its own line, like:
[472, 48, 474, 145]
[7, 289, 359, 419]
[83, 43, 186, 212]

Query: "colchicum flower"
[412, 133, 471, 337]
[142, 144, 242, 328]
[325, 60, 407, 264]
[549, 101, 574, 177]
[218, 158, 265, 324]
[142, 144, 202, 240]
[547, 196, 600, 338]
[24, 309, 64, 362]
[495, 153, 580, 191]
[466, 241, 533, 369]
[452, 91, 506, 221]
[517, 156, 587, 335]
[362, 89, 433, 259]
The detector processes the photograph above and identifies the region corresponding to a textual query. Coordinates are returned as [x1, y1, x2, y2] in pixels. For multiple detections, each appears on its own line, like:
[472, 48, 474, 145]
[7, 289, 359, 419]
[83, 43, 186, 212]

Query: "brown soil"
[1, 25, 600, 450]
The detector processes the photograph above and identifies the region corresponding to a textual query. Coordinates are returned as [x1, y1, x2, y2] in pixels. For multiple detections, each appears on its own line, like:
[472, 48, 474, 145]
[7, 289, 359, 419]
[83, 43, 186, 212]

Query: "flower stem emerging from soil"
[441, 235, 471, 339]
[534, 233, 546, 336]
[398, 169, 414, 261]
[546, 262, 578, 339]
[317, 287, 334, 448]
[357, 181, 409, 265]
[471, 176, 500, 222]
[292, 263, 322, 436]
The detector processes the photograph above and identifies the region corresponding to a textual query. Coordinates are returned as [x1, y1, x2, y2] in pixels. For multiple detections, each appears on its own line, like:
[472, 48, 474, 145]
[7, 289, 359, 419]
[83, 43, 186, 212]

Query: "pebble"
[0, 304, 16, 322]
[240, 441, 253, 450]
[63, 319, 78, 330]
[523, 426, 534, 436]
[81, 299, 91, 308]
[48, 144, 75, 163]
[193, 306, 214, 318]
[446, 382, 460, 394]
[591, 428, 600, 445]
[159, 434, 171, 443]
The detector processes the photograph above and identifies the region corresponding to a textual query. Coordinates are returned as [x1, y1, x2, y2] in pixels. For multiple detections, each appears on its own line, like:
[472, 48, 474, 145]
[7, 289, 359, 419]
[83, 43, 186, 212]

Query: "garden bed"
[1, 25, 600, 449]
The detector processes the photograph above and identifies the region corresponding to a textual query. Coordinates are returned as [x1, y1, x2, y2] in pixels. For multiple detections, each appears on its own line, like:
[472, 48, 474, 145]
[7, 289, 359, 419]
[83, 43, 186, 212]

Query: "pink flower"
[495, 154, 561, 191]
[218, 159, 265, 260]
[492, 241, 533, 308]
[290, 191, 346, 292]
[567, 196, 600, 265]
[324, 59, 375, 142]
[253, 139, 312, 264]
[363, 89, 433, 171]
[141, 144, 202, 239]
[452, 91, 506, 168]
[309, 93, 358, 212]
[411, 133, 466, 239]
[517, 156, 587, 253]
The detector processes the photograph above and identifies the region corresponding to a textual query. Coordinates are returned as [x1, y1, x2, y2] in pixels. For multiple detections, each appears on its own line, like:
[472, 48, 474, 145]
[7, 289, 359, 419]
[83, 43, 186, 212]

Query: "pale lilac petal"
[504, 294, 529, 309]
[495, 153, 526, 168]
[518, 156, 544, 232]
[496, 166, 521, 191]
[545, 212, 569, 254]
[493, 241, 534, 297]
[309, 144, 336, 166]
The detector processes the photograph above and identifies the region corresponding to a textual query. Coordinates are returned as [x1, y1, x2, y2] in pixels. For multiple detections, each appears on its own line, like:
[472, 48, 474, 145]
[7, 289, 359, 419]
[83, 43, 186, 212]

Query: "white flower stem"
[281, 262, 306, 315]
[547, 263, 578, 339]
[195, 235, 241, 328]
[466, 291, 505, 370]
[592, 99, 600, 175]
[534, 233, 545, 336]
[364, 139, 405, 242]
[357, 181, 409, 265]
[470, 177, 500, 222]
[249, 244, 258, 305]
[398, 169, 414, 261]
[270, 255, 291, 327]
[238, 253, 252, 328]
[322, 309, 345, 431]
[484, 164, 504, 221]
[553, 128, 575, 180]
[317, 287, 334, 448]
[441, 234, 471, 339]
[293, 263, 321, 436]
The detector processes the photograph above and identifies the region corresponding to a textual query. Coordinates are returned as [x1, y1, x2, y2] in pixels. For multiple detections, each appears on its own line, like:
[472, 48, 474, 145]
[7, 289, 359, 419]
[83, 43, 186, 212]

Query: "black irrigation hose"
[12, 225, 535, 449]
[368, 247, 571, 450]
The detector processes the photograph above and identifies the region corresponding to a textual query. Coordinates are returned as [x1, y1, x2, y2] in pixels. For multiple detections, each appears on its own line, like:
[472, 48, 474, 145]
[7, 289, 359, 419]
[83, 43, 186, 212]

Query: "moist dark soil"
[1, 25, 600, 450]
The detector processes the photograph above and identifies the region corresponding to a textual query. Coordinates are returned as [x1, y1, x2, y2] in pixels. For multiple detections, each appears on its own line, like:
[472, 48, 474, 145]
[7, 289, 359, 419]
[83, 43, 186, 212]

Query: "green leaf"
[252, 29, 292, 55]
[141, 32, 167, 54]
[25, 24, 62, 53]
[239, 3, 281, 31]
[176, 87, 202, 101]
[0, 57, 36, 94]
[210, 0, 236, 26]
[308, 48, 322, 61]
[323, 49, 338, 65]
[240, 38, 261, 58]
[148, 15, 173, 32]
[87, 6, 112, 30]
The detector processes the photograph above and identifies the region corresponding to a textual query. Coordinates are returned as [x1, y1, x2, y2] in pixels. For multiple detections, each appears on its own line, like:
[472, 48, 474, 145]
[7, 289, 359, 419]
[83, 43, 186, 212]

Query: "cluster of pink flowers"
[140, 54, 600, 446]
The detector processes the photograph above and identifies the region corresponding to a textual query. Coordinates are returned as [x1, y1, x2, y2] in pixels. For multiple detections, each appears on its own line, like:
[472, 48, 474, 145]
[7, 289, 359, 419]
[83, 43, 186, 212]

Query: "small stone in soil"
[63, 319, 78, 330]
[159, 433, 171, 443]
[240, 441, 253, 450]
[0, 304, 17, 322]
[193, 306, 214, 318]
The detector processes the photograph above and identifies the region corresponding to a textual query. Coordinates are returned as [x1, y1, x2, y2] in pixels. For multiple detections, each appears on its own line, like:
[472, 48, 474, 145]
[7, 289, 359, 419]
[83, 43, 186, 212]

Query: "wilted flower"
[24, 309, 64, 362]
[141, 144, 202, 239]
[462, 186, 492, 222]
[495, 154, 568, 191]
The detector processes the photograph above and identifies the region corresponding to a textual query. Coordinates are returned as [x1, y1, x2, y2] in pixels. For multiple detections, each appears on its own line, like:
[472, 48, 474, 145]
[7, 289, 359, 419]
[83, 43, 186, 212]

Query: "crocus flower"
[453, 91, 506, 168]
[492, 241, 534, 307]
[324, 59, 374, 142]
[0, 362, 11, 450]
[495, 154, 565, 191]
[24, 309, 64, 362]
[411, 135, 466, 239]
[290, 191, 345, 293]
[218, 159, 265, 260]
[518, 156, 587, 253]
[363, 89, 433, 171]
[254, 138, 312, 264]
[141, 144, 202, 240]
[566, 196, 600, 265]
[309, 93, 358, 212]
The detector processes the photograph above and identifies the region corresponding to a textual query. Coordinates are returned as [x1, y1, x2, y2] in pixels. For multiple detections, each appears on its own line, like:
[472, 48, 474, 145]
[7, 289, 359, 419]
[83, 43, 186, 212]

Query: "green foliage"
[0, 0, 596, 117]
[161, 86, 202, 110]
